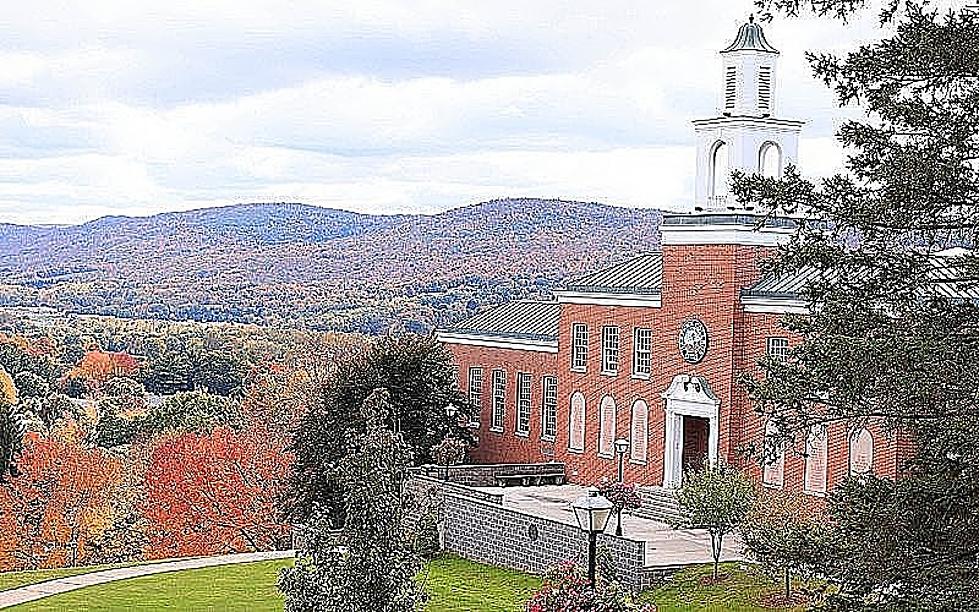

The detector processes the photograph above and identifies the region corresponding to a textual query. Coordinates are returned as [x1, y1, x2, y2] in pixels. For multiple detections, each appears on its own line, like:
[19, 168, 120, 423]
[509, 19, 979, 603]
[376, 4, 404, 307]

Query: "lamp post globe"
[571, 489, 614, 588]
[613, 438, 630, 536]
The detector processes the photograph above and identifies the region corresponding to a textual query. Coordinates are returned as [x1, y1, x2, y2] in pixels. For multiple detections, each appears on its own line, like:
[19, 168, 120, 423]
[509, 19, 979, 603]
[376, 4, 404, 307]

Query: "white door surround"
[662, 374, 721, 488]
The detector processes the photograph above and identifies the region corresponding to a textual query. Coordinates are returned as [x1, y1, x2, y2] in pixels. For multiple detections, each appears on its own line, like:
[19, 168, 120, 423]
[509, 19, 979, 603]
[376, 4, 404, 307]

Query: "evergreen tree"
[288, 334, 470, 525]
[279, 389, 423, 612]
[737, 2, 979, 607]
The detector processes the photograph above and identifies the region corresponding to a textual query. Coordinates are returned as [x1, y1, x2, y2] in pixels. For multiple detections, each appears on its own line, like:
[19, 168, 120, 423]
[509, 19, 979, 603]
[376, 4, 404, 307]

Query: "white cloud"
[0, 1, 891, 225]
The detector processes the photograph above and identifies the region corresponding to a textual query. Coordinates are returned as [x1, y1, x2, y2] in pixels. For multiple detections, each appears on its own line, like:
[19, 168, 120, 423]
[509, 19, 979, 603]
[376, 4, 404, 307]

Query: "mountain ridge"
[0, 199, 664, 333]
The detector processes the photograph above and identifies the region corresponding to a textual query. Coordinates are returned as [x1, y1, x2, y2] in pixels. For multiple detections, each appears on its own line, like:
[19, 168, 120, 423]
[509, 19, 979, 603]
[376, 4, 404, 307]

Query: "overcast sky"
[0, 1, 889, 226]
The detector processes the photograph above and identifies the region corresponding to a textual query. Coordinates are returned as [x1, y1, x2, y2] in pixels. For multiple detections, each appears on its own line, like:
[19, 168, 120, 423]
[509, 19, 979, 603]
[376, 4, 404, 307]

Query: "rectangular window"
[541, 376, 557, 440]
[467, 367, 483, 420]
[516, 373, 532, 436]
[632, 328, 652, 378]
[451, 365, 460, 388]
[767, 337, 790, 362]
[571, 323, 588, 371]
[602, 326, 619, 374]
[491, 369, 506, 431]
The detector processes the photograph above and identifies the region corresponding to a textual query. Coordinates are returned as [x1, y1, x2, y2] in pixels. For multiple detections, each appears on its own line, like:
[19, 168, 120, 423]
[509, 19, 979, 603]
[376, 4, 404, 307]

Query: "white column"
[662, 410, 676, 488]
[708, 414, 719, 468]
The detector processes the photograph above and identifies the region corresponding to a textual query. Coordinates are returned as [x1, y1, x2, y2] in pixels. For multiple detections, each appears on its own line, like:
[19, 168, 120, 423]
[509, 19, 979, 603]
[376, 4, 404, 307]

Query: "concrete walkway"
[490, 485, 745, 568]
[0, 550, 295, 609]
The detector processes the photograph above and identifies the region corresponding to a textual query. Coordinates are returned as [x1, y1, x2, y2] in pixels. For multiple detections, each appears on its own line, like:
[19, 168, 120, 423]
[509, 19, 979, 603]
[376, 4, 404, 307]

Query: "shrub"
[527, 562, 656, 612]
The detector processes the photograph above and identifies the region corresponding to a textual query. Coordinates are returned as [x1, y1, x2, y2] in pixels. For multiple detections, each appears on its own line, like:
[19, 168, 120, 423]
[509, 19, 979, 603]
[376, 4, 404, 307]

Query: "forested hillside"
[0, 199, 663, 333]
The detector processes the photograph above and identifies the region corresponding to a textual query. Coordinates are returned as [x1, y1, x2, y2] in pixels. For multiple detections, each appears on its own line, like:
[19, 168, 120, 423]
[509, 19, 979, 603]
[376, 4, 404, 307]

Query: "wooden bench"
[494, 473, 566, 487]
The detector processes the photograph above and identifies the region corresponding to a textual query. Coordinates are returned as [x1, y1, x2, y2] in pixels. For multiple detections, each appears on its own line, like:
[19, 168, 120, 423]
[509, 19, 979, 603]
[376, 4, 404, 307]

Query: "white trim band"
[437, 332, 559, 354]
[554, 291, 661, 308]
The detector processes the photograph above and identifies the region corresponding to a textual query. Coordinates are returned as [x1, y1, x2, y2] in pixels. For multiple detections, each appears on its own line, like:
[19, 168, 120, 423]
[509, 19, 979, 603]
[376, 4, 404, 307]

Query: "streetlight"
[442, 403, 459, 480]
[571, 489, 614, 588]
[613, 438, 630, 536]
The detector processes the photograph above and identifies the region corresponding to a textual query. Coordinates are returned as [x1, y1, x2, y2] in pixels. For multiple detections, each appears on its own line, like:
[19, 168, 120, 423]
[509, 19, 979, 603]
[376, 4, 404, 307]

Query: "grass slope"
[6, 559, 292, 612]
[423, 555, 541, 611]
[645, 563, 809, 612]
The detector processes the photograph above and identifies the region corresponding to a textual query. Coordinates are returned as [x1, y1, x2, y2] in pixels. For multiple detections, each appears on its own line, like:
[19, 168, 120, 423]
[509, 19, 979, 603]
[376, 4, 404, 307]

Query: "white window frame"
[629, 400, 648, 464]
[632, 328, 652, 379]
[767, 337, 790, 362]
[515, 372, 532, 437]
[849, 427, 874, 476]
[571, 323, 588, 372]
[804, 424, 828, 496]
[541, 376, 557, 441]
[601, 326, 619, 375]
[598, 395, 616, 458]
[467, 367, 483, 422]
[490, 369, 506, 432]
[762, 420, 785, 489]
[568, 392, 586, 453]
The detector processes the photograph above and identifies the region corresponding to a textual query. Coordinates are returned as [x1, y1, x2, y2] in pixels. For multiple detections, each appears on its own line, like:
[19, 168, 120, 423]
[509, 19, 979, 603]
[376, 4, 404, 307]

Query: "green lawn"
[2, 556, 805, 611]
[423, 555, 541, 611]
[0, 563, 143, 593]
[644, 563, 809, 612]
[5, 559, 293, 612]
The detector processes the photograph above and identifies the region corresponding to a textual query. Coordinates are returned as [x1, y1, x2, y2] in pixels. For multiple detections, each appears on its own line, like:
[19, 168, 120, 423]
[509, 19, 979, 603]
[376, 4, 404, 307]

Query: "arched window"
[598, 395, 616, 458]
[568, 392, 586, 453]
[804, 424, 828, 494]
[762, 420, 784, 488]
[629, 400, 648, 464]
[849, 428, 874, 476]
[710, 141, 729, 197]
[759, 142, 782, 178]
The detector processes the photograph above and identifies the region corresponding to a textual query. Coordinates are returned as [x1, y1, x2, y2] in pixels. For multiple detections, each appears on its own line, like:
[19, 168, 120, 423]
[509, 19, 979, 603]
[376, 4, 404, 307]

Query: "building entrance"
[682, 416, 710, 474]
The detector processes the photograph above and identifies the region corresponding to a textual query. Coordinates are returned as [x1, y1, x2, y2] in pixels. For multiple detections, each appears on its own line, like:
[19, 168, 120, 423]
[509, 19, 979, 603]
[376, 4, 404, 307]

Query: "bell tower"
[693, 16, 804, 211]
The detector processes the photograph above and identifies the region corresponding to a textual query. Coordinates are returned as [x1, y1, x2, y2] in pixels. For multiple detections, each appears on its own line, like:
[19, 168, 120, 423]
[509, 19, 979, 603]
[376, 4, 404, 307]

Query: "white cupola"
[692, 16, 804, 211]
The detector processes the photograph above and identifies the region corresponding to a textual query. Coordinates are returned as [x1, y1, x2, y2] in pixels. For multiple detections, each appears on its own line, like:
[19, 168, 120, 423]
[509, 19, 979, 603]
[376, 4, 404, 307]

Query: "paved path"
[0, 550, 295, 609]
[491, 484, 745, 568]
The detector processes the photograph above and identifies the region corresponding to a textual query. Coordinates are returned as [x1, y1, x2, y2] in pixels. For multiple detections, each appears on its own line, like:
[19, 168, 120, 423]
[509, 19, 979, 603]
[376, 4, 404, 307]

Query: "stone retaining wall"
[411, 462, 565, 488]
[442, 492, 653, 591]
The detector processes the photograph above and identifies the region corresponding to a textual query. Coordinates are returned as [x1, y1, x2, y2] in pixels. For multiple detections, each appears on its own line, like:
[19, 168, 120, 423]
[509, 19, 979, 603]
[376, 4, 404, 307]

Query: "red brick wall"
[443, 241, 911, 498]
[446, 343, 559, 465]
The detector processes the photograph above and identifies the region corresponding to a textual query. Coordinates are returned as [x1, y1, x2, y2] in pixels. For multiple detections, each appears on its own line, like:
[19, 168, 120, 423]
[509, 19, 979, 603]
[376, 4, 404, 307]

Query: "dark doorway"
[682, 416, 710, 474]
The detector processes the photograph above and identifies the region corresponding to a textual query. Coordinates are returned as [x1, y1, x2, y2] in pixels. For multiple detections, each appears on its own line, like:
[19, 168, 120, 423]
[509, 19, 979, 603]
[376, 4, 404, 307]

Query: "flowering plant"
[527, 562, 656, 612]
[596, 481, 642, 512]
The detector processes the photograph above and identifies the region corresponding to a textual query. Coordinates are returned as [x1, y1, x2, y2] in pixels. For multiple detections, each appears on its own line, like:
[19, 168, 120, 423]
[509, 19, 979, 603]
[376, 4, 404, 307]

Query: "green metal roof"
[443, 300, 560, 342]
[561, 253, 663, 296]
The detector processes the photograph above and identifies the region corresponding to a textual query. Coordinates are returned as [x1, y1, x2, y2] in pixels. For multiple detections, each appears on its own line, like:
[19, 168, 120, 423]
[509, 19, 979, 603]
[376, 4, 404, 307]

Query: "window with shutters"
[601, 326, 619, 374]
[571, 323, 588, 371]
[568, 392, 586, 452]
[490, 369, 506, 431]
[629, 400, 648, 464]
[758, 65, 772, 112]
[804, 424, 828, 495]
[541, 376, 557, 440]
[515, 372, 531, 436]
[467, 367, 483, 419]
[598, 395, 616, 458]
[632, 328, 652, 378]
[725, 66, 737, 110]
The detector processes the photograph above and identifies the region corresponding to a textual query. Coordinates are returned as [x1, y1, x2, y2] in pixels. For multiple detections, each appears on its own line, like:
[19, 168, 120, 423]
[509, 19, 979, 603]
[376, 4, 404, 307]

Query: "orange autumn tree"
[0, 428, 123, 570]
[70, 351, 139, 392]
[141, 425, 292, 559]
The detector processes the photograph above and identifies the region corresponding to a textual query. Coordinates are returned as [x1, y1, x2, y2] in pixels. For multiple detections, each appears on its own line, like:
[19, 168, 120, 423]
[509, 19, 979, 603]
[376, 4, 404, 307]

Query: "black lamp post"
[442, 403, 458, 481]
[571, 490, 614, 588]
[613, 438, 630, 536]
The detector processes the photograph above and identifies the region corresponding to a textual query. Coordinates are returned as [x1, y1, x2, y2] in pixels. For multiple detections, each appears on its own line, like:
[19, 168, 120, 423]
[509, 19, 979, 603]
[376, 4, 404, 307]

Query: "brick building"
[437, 18, 912, 496]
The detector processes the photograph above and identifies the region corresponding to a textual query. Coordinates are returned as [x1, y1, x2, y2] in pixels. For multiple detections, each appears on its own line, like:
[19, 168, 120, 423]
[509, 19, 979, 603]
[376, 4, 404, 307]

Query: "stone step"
[630, 488, 683, 525]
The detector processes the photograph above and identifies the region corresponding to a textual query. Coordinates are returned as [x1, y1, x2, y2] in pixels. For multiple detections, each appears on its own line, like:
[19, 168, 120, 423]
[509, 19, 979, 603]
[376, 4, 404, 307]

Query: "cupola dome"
[720, 15, 779, 55]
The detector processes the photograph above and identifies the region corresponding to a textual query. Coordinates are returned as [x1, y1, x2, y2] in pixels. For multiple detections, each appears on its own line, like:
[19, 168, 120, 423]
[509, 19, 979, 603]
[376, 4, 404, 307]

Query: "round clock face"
[678, 319, 709, 364]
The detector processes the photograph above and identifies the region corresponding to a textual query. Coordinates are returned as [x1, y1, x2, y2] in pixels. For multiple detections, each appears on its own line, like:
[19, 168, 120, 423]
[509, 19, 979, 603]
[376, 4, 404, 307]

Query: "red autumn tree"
[141, 425, 292, 559]
[0, 427, 124, 570]
[70, 351, 139, 391]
